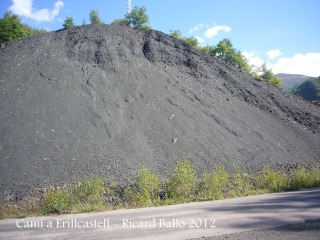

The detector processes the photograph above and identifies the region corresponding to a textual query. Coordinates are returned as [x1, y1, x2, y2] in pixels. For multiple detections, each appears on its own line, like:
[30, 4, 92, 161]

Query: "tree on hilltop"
[62, 17, 75, 29]
[125, 6, 151, 30]
[168, 31, 282, 87]
[170, 30, 199, 49]
[253, 63, 282, 88]
[169, 30, 182, 39]
[89, 9, 103, 24]
[170, 33, 250, 73]
[209, 38, 251, 73]
[0, 12, 43, 42]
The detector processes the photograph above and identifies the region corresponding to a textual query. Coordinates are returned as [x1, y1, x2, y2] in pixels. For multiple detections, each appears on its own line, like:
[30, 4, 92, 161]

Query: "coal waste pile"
[1, 24, 319, 199]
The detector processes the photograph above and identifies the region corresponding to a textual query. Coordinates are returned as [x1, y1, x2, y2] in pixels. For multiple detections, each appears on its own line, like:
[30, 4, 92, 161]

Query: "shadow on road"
[205, 189, 320, 213]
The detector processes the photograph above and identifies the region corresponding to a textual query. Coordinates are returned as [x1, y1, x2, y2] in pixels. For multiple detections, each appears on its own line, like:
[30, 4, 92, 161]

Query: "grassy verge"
[1, 160, 320, 219]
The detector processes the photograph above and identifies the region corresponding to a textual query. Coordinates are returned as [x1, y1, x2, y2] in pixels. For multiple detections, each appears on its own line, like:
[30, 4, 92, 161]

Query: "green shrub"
[124, 166, 161, 206]
[309, 165, 320, 188]
[228, 167, 254, 197]
[254, 166, 288, 192]
[289, 166, 314, 190]
[200, 165, 229, 199]
[166, 159, 198, 200]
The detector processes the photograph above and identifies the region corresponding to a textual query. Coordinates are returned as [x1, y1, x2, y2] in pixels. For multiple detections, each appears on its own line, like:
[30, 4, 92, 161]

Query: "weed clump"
[44, 187, 71, 213]
[43, 176, 105, 214]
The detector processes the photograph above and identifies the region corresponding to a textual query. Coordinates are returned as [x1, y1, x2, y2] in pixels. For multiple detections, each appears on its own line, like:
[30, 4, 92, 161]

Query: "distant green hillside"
[291, 77, 320, 101]
[275, 73, 310, 91]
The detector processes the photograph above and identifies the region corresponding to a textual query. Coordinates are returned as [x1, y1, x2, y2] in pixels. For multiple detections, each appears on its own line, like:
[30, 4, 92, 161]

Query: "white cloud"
[249, 57, 266, 69]
[242, 51, 265, 68]
[266, 49, 282, 59]
[243, 50, 320, 77]
[189, 24, 206, 34]
[204, 25, 231, 39]
[195, 36, 205, 44]
[272, 53, 320, 77]
[242, 51, 256, 59]
[9, 0, 64, 22]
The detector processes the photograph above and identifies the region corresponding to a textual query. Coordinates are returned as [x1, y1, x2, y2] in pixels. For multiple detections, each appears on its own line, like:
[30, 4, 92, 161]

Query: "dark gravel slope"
[0, 24, 319, 199]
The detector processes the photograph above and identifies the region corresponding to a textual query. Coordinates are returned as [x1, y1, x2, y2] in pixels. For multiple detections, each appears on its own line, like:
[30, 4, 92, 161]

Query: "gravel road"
[193, 219, 320, 240]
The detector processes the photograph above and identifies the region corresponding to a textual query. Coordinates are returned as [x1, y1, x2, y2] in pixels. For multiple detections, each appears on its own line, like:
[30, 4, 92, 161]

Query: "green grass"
[0, 196, 43, 219]
[1, 161, 320, 219]
[43, 176, 105, 214]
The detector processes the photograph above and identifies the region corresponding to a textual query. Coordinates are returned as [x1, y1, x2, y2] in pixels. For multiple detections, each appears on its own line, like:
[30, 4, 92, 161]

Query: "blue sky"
[1, 0, 320, 76]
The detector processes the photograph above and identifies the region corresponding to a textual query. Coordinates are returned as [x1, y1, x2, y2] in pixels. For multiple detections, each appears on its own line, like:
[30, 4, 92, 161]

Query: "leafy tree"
[209, 38, 251, 72]
[125, 6, 151, 30]
[170, 32, 250, 72]
[183, 36, 199, 49]
[0, 12, 33, 42]
[0, 12, 45, 42]
[89, 9, 103, 24]
[254, 63, 282, 88]
[169, 30, 182, 39]
[62, 17, 75, 29]
[170, 30, 199, 49]
[169, 31, 283, 88]
[268, 77, 282, 88]
[198, 44, 215, 55]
